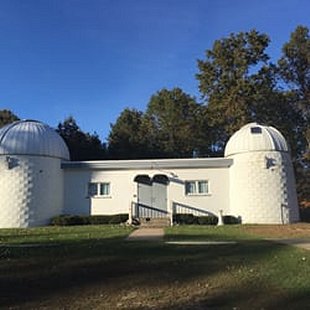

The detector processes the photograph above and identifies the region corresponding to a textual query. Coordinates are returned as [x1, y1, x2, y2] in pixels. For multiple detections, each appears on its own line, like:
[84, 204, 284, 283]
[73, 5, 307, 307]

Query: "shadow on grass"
[1, 231, 309, 309]
[160, 286, 310, 310]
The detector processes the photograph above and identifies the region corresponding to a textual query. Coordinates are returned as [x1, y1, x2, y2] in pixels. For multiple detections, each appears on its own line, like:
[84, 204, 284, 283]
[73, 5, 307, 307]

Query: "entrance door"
[134, 174, 169, 218]
[152, 175, 168, 213]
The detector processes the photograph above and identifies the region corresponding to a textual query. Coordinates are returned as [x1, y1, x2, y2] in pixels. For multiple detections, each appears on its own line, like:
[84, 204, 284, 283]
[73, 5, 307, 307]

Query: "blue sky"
[0, 0, 309, 141]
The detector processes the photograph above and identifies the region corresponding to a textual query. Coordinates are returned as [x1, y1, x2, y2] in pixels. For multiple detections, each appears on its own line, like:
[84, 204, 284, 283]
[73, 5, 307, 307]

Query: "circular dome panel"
[0, 120, 70, 160]
[224, 123, 288, 157]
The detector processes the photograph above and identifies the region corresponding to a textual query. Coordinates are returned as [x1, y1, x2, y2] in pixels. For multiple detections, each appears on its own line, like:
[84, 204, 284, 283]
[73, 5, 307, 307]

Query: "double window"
[185, 180, 209, 195]
[88, 182, 110, 197]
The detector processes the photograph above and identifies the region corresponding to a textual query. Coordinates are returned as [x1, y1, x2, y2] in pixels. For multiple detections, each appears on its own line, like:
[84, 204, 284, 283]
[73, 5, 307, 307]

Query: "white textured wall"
[0, 155, 64, 228]
[63, 167, 230, 216]
[228, 151, 299, 224]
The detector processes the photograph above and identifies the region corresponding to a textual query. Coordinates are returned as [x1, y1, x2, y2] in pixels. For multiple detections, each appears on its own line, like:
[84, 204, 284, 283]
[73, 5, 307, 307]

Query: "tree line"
[109, 25, 309, 162]
[1, 25, 309, 201]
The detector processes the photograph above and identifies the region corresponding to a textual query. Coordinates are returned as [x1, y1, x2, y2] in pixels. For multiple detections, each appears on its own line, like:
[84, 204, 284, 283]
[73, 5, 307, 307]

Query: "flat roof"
[61, 157, 233, 170]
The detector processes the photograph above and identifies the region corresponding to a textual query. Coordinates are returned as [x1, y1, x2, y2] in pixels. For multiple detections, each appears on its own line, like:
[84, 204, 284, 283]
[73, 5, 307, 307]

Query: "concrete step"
[139, 217, 171, 228]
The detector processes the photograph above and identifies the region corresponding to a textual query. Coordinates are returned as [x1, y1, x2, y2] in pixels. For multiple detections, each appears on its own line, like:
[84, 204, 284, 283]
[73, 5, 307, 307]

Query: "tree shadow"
[0, 234, 309, 309]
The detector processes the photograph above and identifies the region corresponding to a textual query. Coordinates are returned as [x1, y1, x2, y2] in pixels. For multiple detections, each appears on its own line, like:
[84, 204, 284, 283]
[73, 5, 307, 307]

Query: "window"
[88, 183, 98, 197]
[185, 180, 209, 195]
[99, 183, 110, 196]
[88, 182, 110, 197]
[250, 127, 262, 134]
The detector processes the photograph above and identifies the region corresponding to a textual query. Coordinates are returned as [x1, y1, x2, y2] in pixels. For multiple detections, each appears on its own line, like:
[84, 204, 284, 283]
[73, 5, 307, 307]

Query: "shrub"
[109, 214, 129, 224]
[174, 214, 219, 225]
[223, 215, 241, 224]
[88, 215, 111, 225]
[197, 216, 218, 225]
[173, 214, 197, 225]
[173, 213, 239, 225]
[50, 214, 128, 226]
[300, 208, 310, 222]
[50, 215, 87, 226]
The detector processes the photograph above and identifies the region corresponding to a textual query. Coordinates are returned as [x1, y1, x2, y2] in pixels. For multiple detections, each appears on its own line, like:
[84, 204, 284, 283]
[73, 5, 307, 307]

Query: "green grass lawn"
[0, 224, 133, 244]
[1, 224, 310, 309]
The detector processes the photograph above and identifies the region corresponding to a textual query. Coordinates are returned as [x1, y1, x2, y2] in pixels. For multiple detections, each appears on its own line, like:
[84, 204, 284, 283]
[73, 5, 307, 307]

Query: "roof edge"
[61, 158, 233, 170]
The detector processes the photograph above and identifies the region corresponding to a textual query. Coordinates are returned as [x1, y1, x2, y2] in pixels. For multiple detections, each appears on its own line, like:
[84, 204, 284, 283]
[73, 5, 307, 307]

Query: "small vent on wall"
[250, 127, 262, 134]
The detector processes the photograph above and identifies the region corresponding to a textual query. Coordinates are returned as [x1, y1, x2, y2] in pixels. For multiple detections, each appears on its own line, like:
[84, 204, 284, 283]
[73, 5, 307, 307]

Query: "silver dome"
[224, 123, 288, 157]
[0, 120, 70, 160]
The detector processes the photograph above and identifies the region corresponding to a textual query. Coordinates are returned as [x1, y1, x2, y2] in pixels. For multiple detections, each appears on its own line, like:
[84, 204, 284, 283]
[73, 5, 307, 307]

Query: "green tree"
[278, 26, 310, 111]
[278, 25, 310, 205]
[146, 88, 210, 157]
[278, 26, 310, 157]
[196, 30, 271, 151]
[251, 65, 305, 159]
[57, 116, 106, 161]
[0, 109, 19, 128]
[108, 108, 156, 159]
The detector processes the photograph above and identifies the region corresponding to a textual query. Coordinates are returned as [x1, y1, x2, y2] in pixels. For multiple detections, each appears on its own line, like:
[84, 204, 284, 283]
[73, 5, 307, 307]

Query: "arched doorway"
[134, 174, 169, 218]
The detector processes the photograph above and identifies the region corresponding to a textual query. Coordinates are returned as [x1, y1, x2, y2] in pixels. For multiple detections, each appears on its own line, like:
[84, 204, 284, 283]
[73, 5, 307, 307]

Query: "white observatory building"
[225, 123, 299, 224]
[0, 120, 69, 228]
[0, 120, 300, 228]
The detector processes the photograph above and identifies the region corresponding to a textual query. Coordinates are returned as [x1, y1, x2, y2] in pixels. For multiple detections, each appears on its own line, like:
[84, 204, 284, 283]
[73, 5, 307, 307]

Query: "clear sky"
[0, 0, 309, 141]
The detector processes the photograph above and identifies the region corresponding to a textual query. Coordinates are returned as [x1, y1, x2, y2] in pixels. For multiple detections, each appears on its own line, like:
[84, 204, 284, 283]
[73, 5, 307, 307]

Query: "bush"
[50, 214, 128, 226]
[173, 213, 240, 225]
[173, 214, 197, 225]
[108, 214, 129, 224]
[223, 215, 241, 224]
[174, 214, 219, 225]
[197, 216, 218, 225]
[50, 215, 88, 226]
[88, 216, 111, 225]
[300, 208, 310, 222]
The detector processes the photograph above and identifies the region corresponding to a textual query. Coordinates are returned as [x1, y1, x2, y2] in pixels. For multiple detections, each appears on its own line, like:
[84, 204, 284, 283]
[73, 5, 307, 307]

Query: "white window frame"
[87, 182, 111, 198]
[185, 180, 210, 196]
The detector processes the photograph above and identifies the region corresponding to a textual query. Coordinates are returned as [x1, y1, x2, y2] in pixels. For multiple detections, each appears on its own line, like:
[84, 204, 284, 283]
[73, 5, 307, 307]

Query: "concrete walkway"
[126, 230, 310, 249]
[267, 238, 310, 250]
[126, 228, 164, 242]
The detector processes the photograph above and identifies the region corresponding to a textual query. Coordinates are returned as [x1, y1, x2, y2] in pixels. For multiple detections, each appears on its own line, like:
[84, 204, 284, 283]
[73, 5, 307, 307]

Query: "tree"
[57, 116, 106, 161]
[196, 30, 271, 152]
[108, 108, 156, 159]
[0, 109, 19, 128]
[278, 26, 310, 111]
[278, 26, 310, 157]
[278, 25, 310, 205]
[146, 88, 210, 157]
[108, 88, 211, 159]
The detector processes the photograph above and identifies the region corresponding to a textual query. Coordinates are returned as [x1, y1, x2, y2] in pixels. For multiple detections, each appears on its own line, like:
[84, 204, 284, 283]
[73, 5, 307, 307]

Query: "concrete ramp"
[126, 228, 164, 242]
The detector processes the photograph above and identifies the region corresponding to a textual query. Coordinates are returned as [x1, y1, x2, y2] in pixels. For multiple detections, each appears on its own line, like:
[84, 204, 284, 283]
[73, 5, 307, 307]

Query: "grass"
[0, 224, 133, 245]
[165, 224, 260, 241]
[1, 224, 310, 309]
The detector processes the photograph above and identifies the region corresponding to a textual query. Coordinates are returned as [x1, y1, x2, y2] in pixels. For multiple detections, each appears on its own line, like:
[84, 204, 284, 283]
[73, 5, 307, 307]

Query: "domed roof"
[224, 123, 288, 157]
[0, 120, 70, 160]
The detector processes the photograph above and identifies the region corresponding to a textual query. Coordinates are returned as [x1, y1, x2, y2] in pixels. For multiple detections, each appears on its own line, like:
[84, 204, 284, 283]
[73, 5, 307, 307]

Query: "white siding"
[63, 167, 230, 217]
[228, 151, 299, 224]
[0, 155, 64, 228]
[168, 168, 229, 216]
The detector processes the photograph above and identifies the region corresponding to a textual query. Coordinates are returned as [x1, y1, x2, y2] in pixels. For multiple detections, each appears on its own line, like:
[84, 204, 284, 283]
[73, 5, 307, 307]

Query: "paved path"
[126, 230, 310, 249]
[126, 228, 164, 242]
[267, 238, 310, 250]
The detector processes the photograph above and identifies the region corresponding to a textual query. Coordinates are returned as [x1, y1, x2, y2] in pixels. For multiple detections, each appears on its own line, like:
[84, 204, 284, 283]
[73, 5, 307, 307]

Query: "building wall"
[0, 155, 64, 228]
[168, 167, 229, 216]
[228, 151, 299, 224]
[63, 166, 230, 217]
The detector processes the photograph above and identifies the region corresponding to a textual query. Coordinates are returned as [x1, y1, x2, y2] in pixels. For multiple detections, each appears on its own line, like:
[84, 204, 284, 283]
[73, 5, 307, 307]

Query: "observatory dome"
[224, 123, 288, 157]
[0, 120, 69, 160]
